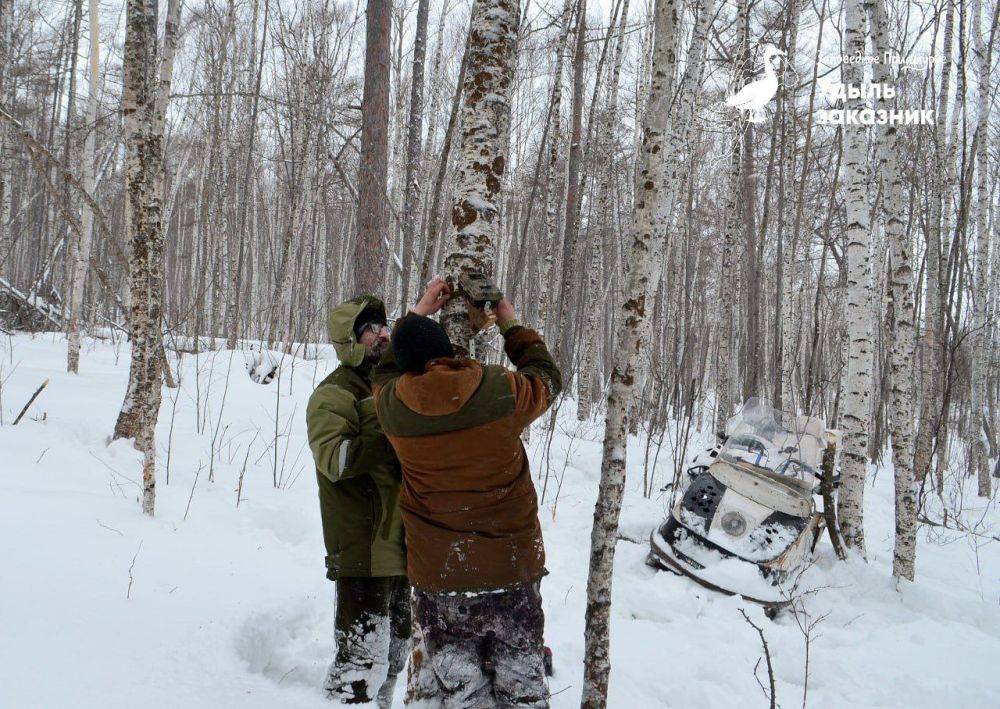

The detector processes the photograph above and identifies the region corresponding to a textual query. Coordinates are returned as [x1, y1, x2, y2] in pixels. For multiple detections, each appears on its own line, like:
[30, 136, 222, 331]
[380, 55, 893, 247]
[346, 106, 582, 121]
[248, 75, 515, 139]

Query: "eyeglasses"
[359, 322, 390, 338]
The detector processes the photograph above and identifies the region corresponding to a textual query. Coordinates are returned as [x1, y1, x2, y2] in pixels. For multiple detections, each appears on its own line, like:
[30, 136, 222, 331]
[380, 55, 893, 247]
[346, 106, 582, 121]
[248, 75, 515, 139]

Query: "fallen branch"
[184, 462, 203, 521]
[13, 378, 49, 425]
[126, 541, 143, 599]
[919, 514, 1000, 542]
[740, 609, 777, 709]
[0, 105, 125, 265]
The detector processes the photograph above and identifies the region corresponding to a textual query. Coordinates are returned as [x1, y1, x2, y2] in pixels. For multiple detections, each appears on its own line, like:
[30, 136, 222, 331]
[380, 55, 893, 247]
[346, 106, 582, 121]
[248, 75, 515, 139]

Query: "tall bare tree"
[538, 0, 573, 336]
[400, 0, 431, 304]
[0, 0, 13, 267]
[553, 0, 587, 371]
[866, 0, 918, 579]
[968, 0, 995, 497]
[914, 1, 955, 487]
[66, 0, 100, 373]
[716, 0, 750, 430]
[438, 0, 520, 354]
[836, 0, 874, 554]
[352, 0, 391, 295]
[581, 0, 675, 705]
[112, 0, 180, 516]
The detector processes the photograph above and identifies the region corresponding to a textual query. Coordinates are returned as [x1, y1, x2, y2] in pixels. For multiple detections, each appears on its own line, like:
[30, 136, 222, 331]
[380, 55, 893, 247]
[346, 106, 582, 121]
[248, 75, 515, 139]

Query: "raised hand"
[412, 276, 451, 316]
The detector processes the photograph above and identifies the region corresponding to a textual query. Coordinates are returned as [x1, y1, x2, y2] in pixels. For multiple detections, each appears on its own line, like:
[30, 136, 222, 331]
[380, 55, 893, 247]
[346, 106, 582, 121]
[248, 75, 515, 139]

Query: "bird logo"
[725, 44, 785, 123]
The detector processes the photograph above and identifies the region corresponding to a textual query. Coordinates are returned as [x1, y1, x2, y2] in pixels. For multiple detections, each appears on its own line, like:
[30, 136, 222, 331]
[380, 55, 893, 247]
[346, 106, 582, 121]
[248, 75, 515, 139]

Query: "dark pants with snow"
[326, 575, 411, 706]
[406, 582, 548, 708]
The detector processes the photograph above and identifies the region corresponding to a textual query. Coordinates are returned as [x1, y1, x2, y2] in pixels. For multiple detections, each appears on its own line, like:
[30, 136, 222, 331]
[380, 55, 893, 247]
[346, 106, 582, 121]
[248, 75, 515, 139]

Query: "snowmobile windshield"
[718, 398, 826, 482]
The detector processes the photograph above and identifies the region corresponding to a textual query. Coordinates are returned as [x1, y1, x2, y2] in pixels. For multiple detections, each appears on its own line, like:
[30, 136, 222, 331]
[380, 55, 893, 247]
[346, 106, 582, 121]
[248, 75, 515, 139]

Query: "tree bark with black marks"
[914, 1, 955, 489]
[400, 0, 430, 305]
[968, 0, 994, 498]
[538, 0, 573, 337]
[577, 0, 631, 421]
[716, 0, 750, 431]
[866, 0, 918, 580]
[581, 0, 675, 705]
[835, 0, 874, 555]
[439, 0, 520, 356]
[113, 0, 179, 517]
[553, 0, 587, 373]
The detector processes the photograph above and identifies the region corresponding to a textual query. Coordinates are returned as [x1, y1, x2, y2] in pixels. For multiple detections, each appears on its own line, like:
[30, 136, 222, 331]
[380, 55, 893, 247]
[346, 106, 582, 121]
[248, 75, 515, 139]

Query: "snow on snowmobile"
[647, 398, 840, 610]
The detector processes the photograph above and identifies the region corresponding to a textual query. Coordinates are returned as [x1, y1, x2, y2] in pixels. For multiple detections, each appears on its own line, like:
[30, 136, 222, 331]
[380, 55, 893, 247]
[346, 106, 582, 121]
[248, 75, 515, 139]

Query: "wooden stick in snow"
[13, 378, 49, 425]
[821, 432, 846, 560]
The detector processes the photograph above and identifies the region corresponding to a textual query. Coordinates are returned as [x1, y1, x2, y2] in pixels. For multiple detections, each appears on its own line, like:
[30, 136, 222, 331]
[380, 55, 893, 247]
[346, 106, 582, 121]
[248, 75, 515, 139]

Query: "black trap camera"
[456, 271, 503, 311]
[446, 271, 503, 334]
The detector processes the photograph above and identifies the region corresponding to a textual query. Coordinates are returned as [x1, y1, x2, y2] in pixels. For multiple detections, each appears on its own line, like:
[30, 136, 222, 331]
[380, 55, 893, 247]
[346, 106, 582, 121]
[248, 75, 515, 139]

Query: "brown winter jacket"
[371, 319, 562, 592]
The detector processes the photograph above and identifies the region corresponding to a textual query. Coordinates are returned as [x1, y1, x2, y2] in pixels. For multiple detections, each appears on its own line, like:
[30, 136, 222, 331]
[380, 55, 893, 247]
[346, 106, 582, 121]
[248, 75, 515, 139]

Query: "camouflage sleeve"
[306, 384, 363, 482]
[502, 325, 563, 426]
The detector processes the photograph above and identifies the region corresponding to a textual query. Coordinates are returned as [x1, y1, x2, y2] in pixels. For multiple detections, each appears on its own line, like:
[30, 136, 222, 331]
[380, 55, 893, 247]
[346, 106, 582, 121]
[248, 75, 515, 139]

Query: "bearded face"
[358, 323, 390, 363]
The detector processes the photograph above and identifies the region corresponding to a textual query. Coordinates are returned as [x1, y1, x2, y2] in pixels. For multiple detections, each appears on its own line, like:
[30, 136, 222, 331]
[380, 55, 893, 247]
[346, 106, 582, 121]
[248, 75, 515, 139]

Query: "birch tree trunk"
[400, 0, 430, 305]
[66, 0, 100, 373]
[352, 0, 391, 295]
[554, 0, 587, 370]
[866, 0, 917, 579]
[777, 0, 802, 412]
[581, 0, 675, 705]
[716, 0, 749, 430]
[418, 29, 470, 287]
[539, 0, 573, 335]
[836, 0, 874, 554]
[113, 0, 175, 517]
[0, 0, 10, 266]
[578, 0, 631, 420]
[969, 0, 993, 497]
[914, 2, 955, 485]
[439, 0, 520, 355]
[228, 0, 269, 349]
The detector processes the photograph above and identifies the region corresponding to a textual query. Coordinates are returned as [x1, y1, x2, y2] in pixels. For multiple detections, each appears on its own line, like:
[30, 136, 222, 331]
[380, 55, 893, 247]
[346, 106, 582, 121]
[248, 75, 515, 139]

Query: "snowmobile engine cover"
[648, 398, 839, 606]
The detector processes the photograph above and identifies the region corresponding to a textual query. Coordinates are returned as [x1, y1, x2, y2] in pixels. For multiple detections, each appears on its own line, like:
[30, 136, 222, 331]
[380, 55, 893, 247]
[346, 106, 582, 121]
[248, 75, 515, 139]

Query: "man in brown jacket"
[372, 280, 561, 707]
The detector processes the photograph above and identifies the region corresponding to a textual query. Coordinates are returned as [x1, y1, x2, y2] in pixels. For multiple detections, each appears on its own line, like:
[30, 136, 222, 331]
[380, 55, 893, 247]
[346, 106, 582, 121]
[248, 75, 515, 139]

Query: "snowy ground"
[2, 331, 999, 708]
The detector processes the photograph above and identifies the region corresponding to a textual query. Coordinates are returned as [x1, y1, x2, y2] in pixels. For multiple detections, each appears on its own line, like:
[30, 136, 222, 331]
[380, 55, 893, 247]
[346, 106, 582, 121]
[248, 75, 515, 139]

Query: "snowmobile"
[647, 398, 840, 611]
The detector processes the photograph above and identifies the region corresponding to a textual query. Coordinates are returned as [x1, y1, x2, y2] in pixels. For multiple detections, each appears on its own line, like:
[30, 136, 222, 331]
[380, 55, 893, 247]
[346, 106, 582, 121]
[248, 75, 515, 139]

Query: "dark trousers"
[406, 582, 548, 708]
[326, 575, 411, 706]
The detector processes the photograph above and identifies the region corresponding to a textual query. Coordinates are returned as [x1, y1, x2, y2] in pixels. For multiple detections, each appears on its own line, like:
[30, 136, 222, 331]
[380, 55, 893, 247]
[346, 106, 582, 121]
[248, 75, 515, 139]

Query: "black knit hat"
[353, 303, 387, 339]
[391, 314, 455, 373]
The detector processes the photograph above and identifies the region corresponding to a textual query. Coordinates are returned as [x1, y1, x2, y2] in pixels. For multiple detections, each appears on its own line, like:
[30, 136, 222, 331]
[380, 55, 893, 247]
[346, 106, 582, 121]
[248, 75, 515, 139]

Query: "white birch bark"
[866, 0, 917, 580]
[778, 1, 802, 413]
[578, 0, 631, 421]
[969, 0, 992, 497]
[400, 0, 430, 305]
[914, 2, 955, 485]
[716, 0, 749, 430]
[539, 0, 573, 336]
[581, 0, 675, 704]
[439, 0, 520, 355]
[114, 0, 176, 517]
[836, 0, 874, 554]
[0, 0, 11, 268]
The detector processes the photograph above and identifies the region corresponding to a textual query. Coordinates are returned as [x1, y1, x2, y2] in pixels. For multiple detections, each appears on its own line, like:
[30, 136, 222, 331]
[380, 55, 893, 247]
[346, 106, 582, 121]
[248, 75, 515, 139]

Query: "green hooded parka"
[306, 295, 406, 580]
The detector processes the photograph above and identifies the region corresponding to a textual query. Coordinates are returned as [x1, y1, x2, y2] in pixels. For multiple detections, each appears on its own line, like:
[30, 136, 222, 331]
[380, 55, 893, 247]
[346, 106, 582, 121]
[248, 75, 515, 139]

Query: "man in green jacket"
[306, 294, 403, 706]
[307, 285, 451, 706]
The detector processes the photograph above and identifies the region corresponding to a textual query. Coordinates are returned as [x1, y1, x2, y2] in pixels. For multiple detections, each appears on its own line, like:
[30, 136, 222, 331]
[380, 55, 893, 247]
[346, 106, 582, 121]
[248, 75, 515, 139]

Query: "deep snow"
[1, 331, 999, 708]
